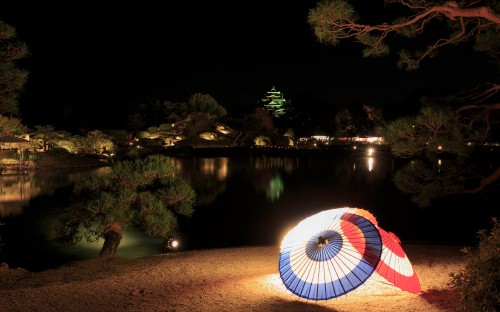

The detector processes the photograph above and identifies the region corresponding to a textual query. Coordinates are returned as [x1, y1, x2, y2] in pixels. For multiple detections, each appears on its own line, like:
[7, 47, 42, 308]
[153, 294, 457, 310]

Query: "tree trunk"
[99, 223, 123, 257]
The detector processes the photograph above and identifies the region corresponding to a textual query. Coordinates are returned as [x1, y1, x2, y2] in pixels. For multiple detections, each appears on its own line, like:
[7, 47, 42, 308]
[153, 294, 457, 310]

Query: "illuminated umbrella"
[279, 209, 382, 300]
[375, 227, 421, 294]
[342, 207, 378, 226]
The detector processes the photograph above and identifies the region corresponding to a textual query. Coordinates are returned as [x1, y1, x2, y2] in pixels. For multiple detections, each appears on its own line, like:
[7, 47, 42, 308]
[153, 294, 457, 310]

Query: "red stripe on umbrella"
[376, 227, 421, 294]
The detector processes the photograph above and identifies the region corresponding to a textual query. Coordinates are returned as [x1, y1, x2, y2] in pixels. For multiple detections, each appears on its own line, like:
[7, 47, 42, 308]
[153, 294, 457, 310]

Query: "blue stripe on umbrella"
[279, 212, 382, 300]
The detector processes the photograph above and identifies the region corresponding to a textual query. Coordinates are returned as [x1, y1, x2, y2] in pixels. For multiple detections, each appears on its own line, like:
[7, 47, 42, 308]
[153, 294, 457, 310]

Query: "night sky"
[0, 1, 497, 132]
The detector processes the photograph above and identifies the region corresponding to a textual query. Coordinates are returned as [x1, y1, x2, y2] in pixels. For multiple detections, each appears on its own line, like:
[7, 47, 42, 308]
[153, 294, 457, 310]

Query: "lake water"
[0, 147, 497, 272]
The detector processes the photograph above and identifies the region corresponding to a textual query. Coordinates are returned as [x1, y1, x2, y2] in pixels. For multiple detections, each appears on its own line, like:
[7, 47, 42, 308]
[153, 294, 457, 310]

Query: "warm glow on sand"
[262, 272, 405, 300]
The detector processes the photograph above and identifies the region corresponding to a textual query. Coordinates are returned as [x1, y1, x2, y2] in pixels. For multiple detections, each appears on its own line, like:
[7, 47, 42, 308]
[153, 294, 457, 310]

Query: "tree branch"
[310, 1, 499, 69]
[465, 166, 500, 193]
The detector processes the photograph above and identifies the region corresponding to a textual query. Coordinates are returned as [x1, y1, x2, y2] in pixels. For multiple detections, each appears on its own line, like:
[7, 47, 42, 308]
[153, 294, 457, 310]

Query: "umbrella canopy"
[375, 227, 421, 294]
[338, 207, 378, 227]
[279, 209, 382, 300]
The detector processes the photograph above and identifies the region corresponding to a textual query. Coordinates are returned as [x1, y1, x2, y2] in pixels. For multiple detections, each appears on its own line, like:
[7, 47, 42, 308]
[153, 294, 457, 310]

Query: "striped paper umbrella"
[342, 207, 379, 226]
[279, 209, 382, 300]
[375, 227, 421, 294]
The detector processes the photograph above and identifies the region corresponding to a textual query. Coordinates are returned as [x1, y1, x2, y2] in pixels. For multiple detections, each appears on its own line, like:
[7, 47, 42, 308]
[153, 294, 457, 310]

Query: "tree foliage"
[449, 218, 500, 312]
[384, 101, 499, 207]
[54, 154, 196, 256]
[0, 20, 29, 116]
[384, 105, 471, 158]
[0, 115, 27, 135]
[309, 0, 500, 206]
[308, 0, 500, 70]
[128, 94, 228, 132]
[187, 93, 227, 119]
[83, 130, 116, 155]
[245, 108, 274, 132]
[32, 125, 58, 151]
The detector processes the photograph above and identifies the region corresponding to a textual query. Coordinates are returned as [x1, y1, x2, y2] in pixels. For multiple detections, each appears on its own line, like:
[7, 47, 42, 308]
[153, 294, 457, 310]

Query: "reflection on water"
[0, 173, 38, 217]
[169, 157, 230, 206]
[0, 168, 110, 218]
[266, 174, 284, 202]
[4, 149, 495, 272]
[172, 157, 230, 181]
[251, 157, 297, 174]
[0, 153, 387, 220]
[368, 157, 374, 172]
[170, 154, 385, 206]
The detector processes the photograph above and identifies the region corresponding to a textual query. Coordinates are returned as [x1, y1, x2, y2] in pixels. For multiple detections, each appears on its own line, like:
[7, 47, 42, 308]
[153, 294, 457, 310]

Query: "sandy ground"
[0, 244, 466, 312]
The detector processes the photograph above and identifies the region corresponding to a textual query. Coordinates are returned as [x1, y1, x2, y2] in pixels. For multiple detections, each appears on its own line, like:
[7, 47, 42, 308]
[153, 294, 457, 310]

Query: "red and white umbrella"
[375, 227, 421, 294]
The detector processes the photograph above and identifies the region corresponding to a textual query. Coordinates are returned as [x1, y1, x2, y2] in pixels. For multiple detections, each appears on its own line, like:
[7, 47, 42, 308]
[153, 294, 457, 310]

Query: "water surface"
[0, 148, 497, 271]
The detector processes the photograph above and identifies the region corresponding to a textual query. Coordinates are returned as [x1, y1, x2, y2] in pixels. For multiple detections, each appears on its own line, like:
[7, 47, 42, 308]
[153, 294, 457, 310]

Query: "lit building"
[259, 86, 289, 118]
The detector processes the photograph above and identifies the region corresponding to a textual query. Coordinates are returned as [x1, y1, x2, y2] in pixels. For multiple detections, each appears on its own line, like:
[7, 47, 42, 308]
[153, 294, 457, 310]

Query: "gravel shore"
[0, 244, 466, 312]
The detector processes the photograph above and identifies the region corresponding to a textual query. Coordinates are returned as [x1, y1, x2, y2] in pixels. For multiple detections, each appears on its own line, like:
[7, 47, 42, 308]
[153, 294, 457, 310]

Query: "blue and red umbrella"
[279, 207, 420, 300]
[278, 209, 382, 300]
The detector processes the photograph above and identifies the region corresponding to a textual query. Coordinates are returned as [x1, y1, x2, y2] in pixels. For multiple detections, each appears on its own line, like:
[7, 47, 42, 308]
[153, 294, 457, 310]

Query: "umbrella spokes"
[306, 231, 342, 262]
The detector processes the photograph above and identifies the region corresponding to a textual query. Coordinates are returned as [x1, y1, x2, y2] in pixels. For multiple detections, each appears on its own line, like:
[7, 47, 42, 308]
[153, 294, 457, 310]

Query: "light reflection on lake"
[1, 148, 497, 272]
[0, 168, 110, 217]
[0, 173, 37, 217]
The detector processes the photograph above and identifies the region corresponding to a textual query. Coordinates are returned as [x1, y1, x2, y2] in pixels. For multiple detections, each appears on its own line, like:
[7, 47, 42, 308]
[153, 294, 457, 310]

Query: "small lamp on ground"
[164, 236, 180, 253]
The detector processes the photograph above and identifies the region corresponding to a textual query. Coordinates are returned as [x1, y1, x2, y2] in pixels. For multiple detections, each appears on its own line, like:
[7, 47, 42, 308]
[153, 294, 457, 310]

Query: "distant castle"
[259, 86, 289, 118]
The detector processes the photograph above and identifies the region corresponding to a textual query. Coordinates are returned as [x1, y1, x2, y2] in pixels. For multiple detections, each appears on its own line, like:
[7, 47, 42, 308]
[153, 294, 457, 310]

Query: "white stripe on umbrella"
[375, 227, 421, 294]
[279, 209, 382, 300]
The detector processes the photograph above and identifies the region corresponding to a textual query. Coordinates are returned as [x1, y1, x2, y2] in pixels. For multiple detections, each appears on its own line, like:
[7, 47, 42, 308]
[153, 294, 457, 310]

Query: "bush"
[126, 147, 142, 159]
[449, 218, 500, 312]
[27, 151, 40, 161]
[136, 131, 150, 139]
[50, 147, 71, 155]
[159, 123, 172, 131]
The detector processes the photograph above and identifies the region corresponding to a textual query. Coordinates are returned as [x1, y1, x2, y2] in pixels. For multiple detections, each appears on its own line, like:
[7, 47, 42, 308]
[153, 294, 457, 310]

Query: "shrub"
[449, 218, 500, 312]
[159, 123, 172, 131]
[27, 151, 40, 161]
[126, 147, 141, 159]
[50, 146, 71, 155]
[136, 131, 150, 139]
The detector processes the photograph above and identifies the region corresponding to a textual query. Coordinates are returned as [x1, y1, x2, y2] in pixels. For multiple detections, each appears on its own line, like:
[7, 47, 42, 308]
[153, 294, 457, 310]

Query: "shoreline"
[0, 244, 466, 312]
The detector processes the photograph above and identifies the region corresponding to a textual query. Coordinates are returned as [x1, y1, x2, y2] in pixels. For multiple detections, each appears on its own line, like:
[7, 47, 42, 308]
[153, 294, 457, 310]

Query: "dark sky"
[0, 1, 496, 132]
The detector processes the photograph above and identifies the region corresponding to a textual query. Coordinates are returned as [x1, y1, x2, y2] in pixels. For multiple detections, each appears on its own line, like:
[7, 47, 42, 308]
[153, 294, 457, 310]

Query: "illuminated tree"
[284, 128, 295, 146]
[0, 20, 29, 116]
[309, 0, 500, 207]
[32, 125, 57, 151]
[55, 154, 196, 257]
[0, 115, 27, 135]
[84, 130, 116, 155]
